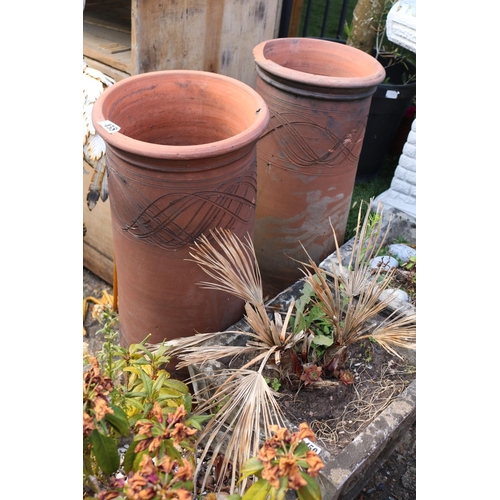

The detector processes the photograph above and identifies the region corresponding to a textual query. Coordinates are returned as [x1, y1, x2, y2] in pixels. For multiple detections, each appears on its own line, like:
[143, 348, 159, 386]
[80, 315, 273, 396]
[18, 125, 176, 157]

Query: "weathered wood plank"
[131, 0, 281, 88]
[83, 28, 131, 74]
[83, 160, 115, 285]
[84, 56, 130, 82]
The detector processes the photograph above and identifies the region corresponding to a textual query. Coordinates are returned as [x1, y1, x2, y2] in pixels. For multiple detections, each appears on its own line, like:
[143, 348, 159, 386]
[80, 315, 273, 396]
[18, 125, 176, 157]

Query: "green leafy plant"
[83, 313, 206, 498]
[265, 377, 282, 392]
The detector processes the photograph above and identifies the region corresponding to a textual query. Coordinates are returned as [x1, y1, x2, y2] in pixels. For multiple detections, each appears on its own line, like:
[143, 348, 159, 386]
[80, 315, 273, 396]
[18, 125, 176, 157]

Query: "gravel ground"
[83, 267, 416, 499]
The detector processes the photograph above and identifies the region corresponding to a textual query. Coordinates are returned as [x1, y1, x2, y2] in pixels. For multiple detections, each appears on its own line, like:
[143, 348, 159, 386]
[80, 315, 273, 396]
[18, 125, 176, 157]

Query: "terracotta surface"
[92, 70, 269, 346]
[252, 38, 385, 297]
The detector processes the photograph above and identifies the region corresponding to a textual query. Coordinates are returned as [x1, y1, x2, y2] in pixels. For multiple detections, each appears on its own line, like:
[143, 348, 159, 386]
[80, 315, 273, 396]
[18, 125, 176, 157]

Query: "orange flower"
[152, 401, 163, 423]
[135, 421, 154, 437]
[278, 453, 299, 477]
[168, 405, 187, 424]
[305, 451, 324, 477]
[257, 442, 277, 463]
[138, 454, 157, 477]
[288, 469, 307, 490]
[173, 489, 192, 500]
[171, 423, 197, 445]
[296, 423, 315, 443]
[159, 455, 176, 474]
[83, 412, 95, 436]
[261, 463, 280, 489]
[176, 459, 194, 482]
[94, 396, 114, 421]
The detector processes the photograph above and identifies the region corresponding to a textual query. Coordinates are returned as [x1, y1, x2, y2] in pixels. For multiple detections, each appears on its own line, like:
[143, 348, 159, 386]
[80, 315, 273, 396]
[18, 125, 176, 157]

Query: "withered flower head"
[135, 421, 154, 438]
[94, 396, 114, 421]
[126, 472, 148, 492]
[257, 442, 277, 463]
[148, 436, 163, 454]
[97, 490, 121, 500]
[269, 425, 291, 443]
[288, 468, 308, 490]
[168, 405, 187, 424]
[159, 455, 176, 474]
[261, 463, 280, 489]
[138, 454, 159, 483]
[305, 450, 325, 477]
[173, 489, 193, 500]
[278, 453, 299, 478]
[175, 459, 194, 482]
[152, 401, 164, 423]
[171, 423, 197, 445]
[83, 412, 95, 437]
[295, 422, 315, 443]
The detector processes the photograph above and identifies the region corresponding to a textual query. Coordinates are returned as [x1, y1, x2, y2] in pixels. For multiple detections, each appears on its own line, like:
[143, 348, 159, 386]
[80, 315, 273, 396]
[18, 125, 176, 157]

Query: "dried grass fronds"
[369, 310, 416, 359]
[329, 199, 391, 297]
[191, 364, 286, 494]
[297, 200, 415, 357]
[188, 228, 263, 306]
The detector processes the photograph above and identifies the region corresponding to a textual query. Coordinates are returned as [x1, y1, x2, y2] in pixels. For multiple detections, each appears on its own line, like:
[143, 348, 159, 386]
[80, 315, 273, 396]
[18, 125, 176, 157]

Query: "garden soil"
[83, 267, 416, 500]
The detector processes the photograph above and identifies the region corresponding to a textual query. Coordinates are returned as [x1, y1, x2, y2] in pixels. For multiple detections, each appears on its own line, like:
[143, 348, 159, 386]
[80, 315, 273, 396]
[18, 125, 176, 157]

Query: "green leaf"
[241, 478, 272, 500]
[124, 397, 145, 411]
[105, 405, 130, 436]
[89, 429, 120, 475]
[164, 439, 183, 461]
[157, 391, 184, 399]
[152, 372, 167, 393]
[294, 441, 310, 456]
[308, 305, 326, 322]
[183, 393, 192, 413]
[186, 414, 211, 430]
[296, 282, 315, 315]
[136, 345, 153, 360]
[123, 441, 139, 473]
[162, 378, 189, 394]
[311, 335, 333, 347]
[123, 366, 142, 376]
[297, 471, 322, 500]
[227, 495, 242, 500]
[139, 369, 153, 396]
[239, 457, 264, 480]
[132, 450, 148, 472]
[125, 391, 148, 399]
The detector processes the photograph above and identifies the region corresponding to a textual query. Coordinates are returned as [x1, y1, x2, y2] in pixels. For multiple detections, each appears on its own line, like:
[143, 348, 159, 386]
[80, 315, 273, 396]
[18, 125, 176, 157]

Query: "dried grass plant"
[298, 200, 416, 361]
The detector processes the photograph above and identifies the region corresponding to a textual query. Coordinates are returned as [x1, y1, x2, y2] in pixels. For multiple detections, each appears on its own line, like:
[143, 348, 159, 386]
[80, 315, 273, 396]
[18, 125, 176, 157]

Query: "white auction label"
[98, 120, 121, 133]
[303, 438, 323, 455]
[385, 90, 400, 99]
